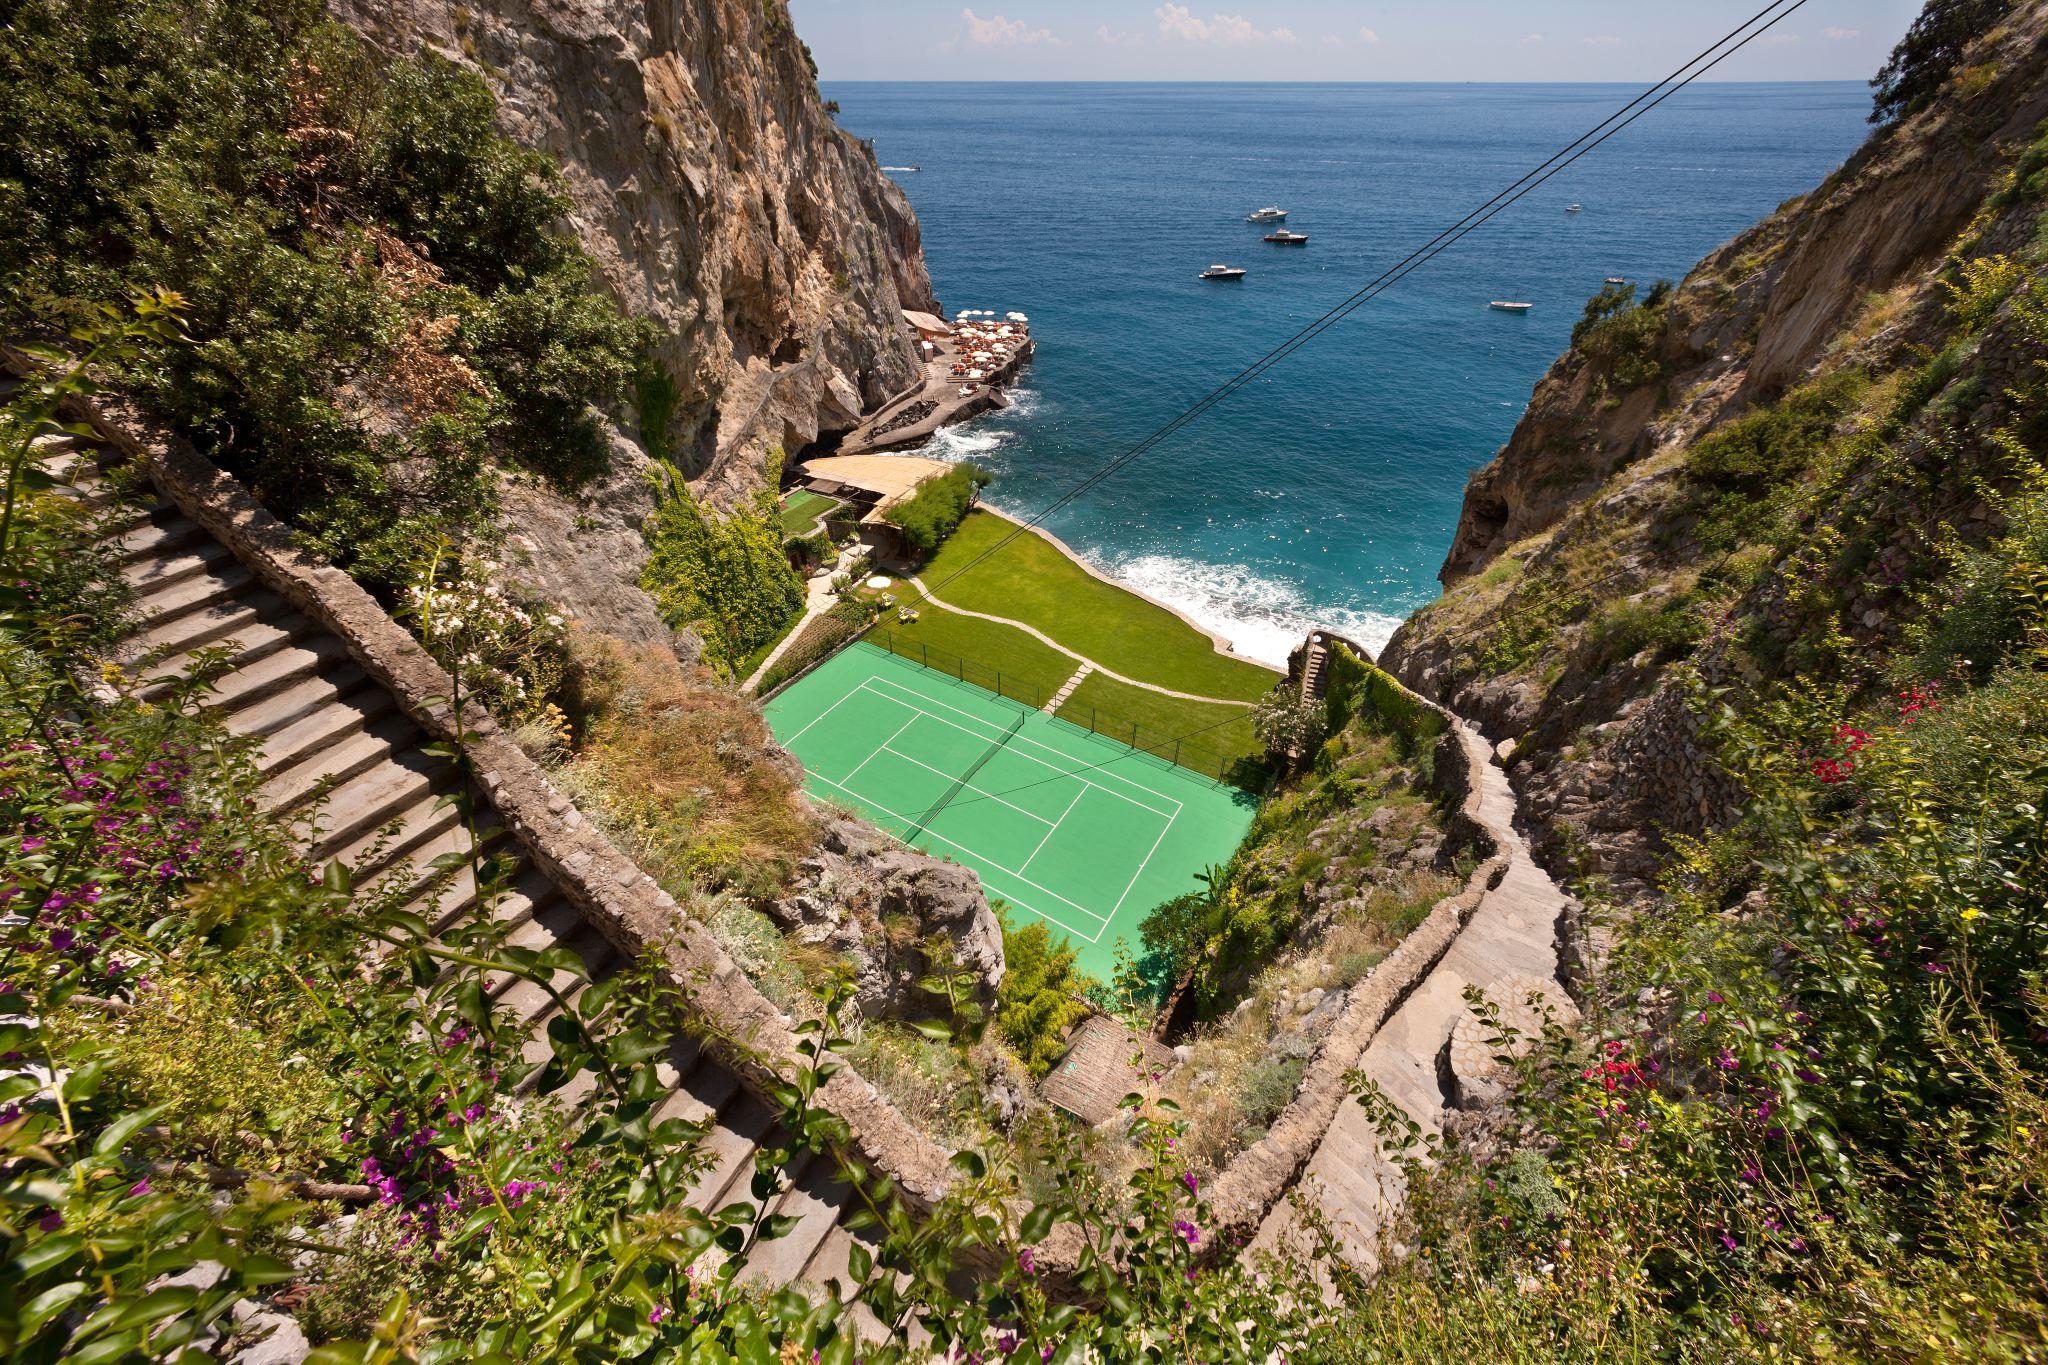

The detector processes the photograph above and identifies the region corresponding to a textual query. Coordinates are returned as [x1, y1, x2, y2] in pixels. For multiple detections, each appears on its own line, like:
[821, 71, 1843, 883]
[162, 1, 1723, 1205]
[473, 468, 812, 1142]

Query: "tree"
[1869, 0, 2014, 125]
[995, 915, 1095, 1076]
[1252, 686, 1328, 764]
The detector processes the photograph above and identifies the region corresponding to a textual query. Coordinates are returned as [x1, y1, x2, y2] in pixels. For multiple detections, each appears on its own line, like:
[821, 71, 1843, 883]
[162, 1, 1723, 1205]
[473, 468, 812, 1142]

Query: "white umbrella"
[1006, 312, 1027, 322]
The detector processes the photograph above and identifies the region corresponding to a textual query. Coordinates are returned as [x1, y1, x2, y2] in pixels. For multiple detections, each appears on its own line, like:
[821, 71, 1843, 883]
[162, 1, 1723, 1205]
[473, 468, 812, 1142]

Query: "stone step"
[198, 635, 355, 719]
[323, 782, 463, 886]
[743, 1157, 848, 1287]
[303, 748, 458, 864]
[252, 683, 402, 776]
[103, 513, 206, 567]
[120, 589, 296, 671]
[259, 712, 423, 816]
[130, 561, 256, 631]
[135, 612, 317, 703]
[120, 537, 236, 595]
[223, 664, 374, 742]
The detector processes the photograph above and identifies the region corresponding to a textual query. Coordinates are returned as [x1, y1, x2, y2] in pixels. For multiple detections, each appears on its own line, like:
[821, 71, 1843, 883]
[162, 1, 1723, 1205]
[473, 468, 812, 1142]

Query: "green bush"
[641, 485, 805, 672]
[884, 462, 990, 560]
[995, 914, 1097, 1077]
[1571, 279, 1673, 392]
[0, 0, 644, 586]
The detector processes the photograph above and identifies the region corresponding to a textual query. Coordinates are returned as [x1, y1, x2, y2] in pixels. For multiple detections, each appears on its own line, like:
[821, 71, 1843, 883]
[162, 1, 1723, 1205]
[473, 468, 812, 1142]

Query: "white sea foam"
[1100, 552, 1402, 668]
[917, 426, 1009, 461]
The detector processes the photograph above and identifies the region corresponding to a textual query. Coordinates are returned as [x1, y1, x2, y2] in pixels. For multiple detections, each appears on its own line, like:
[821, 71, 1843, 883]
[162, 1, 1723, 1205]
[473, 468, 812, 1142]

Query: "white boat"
[1200, 264, 1248, 281]
[1604, 276, 1629, 285]
[1489, 300, 1533, 312]
[1245, 206, 1288, 223]
[1565, 203, 1583, 213]
[1264, 230, 1309, 246]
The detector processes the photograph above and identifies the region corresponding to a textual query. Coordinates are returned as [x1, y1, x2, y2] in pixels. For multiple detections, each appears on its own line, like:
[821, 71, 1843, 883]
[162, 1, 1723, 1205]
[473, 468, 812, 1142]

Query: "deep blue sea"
[821, 83, 1873, 663]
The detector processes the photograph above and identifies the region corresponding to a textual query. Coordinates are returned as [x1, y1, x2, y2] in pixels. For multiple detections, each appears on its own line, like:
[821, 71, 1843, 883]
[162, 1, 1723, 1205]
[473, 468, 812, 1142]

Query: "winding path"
[909, 575, 1258, 707]
[1249, 719, 1578, 1274]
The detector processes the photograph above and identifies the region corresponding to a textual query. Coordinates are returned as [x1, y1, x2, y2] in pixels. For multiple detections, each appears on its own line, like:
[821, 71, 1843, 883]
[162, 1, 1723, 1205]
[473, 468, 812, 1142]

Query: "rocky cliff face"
[331, 0, 936, 642]
[1383, 3, 2048, 891]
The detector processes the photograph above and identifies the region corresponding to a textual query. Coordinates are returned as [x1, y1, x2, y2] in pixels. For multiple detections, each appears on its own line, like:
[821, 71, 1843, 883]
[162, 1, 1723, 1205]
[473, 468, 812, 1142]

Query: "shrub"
[1571, 279, 1673, 393]
[1251, 686, 1328, 764]
[640, 484, 806, 672]
[0, 1, 643, 586]
[884, 462, 990, 560]
[996, 914, 1097, 1076]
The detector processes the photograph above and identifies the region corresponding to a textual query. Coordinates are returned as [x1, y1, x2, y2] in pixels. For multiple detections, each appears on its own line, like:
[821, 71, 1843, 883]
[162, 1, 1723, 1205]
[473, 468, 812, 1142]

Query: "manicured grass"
[778, 490, 841, 536]
[862, 580, 1268, 778]
[862, 580, 1073, 707]
[1056, 672, 1262, 781]
[918, 511, 1281, 702]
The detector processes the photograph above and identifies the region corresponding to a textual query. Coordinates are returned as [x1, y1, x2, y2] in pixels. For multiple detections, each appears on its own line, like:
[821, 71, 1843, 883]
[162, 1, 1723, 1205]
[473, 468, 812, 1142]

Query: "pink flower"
[128, 1179, 152, 1198]
[1181, 1172, 1199, 1195]
[1173, 1218, 1200, 1246]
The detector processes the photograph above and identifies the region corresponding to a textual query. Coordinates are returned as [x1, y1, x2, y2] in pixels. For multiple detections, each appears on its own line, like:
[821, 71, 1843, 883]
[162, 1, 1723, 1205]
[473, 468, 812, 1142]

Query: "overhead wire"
[905, 2, 1814, 813]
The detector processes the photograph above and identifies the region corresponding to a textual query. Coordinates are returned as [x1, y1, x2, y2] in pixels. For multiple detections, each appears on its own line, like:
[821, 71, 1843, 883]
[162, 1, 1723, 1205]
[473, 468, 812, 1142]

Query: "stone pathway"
[910, 576, 1255, 707]
[39, 409, 887, 1306]
[1044, 661, 1093, 712]
[745, 568, 839, 693]
[1251, 720, 1578, 1275]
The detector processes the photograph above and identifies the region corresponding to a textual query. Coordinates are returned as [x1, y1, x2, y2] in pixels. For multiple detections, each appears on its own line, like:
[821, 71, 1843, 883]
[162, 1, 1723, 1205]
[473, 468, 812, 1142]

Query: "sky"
[786, 1, 1922, 82]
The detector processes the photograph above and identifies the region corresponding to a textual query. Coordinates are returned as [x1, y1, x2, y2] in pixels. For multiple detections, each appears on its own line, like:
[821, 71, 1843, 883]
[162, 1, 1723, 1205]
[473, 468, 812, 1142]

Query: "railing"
[863, 629, 1265, 788]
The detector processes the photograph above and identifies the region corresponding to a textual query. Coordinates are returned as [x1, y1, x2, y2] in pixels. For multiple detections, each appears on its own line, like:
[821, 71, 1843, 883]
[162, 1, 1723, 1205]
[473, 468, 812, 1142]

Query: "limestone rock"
[773, 816, 1004, 1020]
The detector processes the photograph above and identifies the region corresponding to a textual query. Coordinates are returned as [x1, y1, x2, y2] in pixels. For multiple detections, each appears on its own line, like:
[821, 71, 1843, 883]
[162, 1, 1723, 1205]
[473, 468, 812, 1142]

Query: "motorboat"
[1245, 206, 1288, 223]
[1565, 203, 1583, 213]
[1604, 276, 1630, 285]
[1263, 230, 1309, 245]
[1200, 264, 1248, 281]
[1489, 300, 1533, 312]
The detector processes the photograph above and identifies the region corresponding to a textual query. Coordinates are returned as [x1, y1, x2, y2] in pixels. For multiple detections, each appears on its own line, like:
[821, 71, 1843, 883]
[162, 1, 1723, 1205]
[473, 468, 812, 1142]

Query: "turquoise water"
[822, 82, 1873, 662]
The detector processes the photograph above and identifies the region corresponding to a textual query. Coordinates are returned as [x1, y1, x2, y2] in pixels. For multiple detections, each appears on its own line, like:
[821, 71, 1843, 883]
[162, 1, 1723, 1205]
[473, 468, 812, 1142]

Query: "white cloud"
[957, 8, 1058, 46]
[1318, 33, 1345, 48]
[1153, 5, 1290, 43]
[1519, 32, 1544, 45]
[1580, 34, 1622, 46]
[1096, 23, 1140, 44]
[1822, 25, 1859, 39]
[1357, 26, 1380, 44]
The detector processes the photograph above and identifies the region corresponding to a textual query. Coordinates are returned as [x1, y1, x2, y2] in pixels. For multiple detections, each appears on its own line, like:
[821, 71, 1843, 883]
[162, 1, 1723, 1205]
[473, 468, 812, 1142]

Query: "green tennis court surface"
[765, 643, 1259, 978]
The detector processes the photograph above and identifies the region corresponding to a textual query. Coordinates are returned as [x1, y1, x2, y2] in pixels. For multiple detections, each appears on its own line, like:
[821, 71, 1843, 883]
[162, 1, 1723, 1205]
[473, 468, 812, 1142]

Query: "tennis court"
[765, 643, 1259, 978]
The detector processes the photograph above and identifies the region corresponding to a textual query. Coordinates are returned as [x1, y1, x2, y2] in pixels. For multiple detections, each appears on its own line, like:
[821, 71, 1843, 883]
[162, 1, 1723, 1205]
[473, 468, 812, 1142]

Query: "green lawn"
[918, 511, 1281, 702]
[862, 580, 1073, 707]
[1055, 672, 1261, 781]
[860, 569, 1271, 779]
[778, 490, 842, 536]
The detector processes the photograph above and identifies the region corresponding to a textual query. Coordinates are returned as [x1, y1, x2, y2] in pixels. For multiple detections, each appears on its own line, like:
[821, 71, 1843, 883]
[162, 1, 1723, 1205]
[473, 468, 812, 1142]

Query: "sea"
[821, 82, 1874, 665]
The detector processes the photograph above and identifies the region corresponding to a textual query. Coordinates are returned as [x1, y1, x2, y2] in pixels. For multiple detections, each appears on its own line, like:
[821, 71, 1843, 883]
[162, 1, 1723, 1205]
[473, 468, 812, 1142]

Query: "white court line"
[1018, 785, 1086, 876]
[879, 743, 1056, 827]
[806, 771, 1112, 942]
[1110, 809, 1176, 917]
[778, 681, 872, 746]
[841, 716, 918, 788]
[859, 676, 1182, 819]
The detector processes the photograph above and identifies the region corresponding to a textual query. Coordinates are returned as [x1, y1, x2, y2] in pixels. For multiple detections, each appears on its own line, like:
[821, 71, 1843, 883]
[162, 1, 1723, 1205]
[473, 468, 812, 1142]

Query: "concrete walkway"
[1252, 720, 1578, 1274]
[745, 570, 839, 693]
[909, 576, 1257, 708]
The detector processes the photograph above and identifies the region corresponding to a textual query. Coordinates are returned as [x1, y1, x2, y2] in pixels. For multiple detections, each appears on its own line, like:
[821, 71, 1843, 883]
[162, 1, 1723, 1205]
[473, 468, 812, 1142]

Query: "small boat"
[1245, 206, 1288, 223]
[1604, 276, 1630, 285]
[1489, 300, 1533, 312]
[1263, 230, 1309, 246]
[1200, 264, 1248, 281]
[881, 165, 922, 173]
[1565, 203, 1583, 213]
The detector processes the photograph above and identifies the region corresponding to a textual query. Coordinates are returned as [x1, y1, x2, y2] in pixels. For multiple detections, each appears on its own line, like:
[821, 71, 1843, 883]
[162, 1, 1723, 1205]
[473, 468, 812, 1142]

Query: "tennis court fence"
[863, 629, 1266, 789]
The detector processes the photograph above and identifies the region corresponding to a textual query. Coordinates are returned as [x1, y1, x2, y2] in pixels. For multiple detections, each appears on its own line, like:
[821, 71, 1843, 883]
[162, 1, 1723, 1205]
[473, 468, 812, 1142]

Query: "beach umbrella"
[1006, 312, 1027, 322]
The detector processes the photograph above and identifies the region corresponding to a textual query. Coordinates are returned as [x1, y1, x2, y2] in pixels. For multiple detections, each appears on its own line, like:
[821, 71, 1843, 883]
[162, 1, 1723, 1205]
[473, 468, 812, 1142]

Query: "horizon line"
[816, 77, 1869, 86]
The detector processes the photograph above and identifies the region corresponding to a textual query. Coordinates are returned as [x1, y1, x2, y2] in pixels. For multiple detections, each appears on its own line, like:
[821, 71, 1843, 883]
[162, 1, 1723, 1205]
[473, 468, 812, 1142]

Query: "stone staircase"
[1245, 719, 1577, 1275]
[34, 405, 890, 1300]
[1298, 633, 1332, 703]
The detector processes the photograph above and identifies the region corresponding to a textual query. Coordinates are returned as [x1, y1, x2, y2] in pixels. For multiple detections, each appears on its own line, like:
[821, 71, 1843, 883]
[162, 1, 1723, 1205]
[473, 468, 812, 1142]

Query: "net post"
[920, 642, 927, 669]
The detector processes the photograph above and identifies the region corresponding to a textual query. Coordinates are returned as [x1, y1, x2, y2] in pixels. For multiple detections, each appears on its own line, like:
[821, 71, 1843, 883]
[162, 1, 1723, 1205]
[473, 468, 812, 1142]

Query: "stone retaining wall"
[1191, 644, 1510, 1251]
